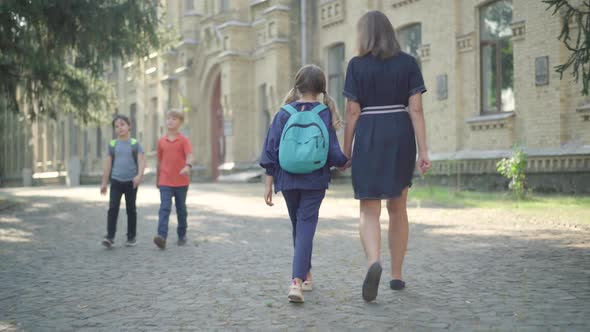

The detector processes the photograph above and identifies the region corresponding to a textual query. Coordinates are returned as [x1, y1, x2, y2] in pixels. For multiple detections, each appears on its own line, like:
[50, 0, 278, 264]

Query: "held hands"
[338, 159, 352, 172]
[338, 153, 352, 172]
[264, 184, 274, 206]
[417, 152, 432, 175]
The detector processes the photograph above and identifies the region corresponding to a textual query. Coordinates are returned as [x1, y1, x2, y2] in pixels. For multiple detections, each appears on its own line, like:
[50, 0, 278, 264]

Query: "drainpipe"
[300, 0, 307, 66]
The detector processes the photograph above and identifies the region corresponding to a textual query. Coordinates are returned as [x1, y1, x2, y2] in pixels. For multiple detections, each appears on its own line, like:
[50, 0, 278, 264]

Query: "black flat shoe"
[362, 262, 382, 302]
[390, 279, 406, 290]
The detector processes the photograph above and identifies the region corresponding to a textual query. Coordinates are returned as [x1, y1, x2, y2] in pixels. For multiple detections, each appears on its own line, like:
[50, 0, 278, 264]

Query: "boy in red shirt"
[154, 110, 194, 249]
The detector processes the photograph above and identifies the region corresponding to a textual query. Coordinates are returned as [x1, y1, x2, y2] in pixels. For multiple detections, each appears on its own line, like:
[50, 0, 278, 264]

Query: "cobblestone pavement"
[0, 183, 588, 331]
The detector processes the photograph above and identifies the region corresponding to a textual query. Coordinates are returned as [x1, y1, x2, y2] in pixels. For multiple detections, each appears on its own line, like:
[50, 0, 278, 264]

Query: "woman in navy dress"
[342, 11, 431, 302]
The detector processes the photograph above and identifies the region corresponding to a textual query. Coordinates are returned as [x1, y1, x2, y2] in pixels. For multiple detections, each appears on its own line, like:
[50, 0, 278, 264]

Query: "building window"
[480, 0, 514, 113]
[47, 122, 54, 161]
[96, 127, 103, 158]
[83, 130, 89, 160]
[185, 0, 194, 12]
[219, 0, 230, 12]
[397, 23, 422, 68]
[151, 97, 159, 152]
[60, 121, 66, 161]
[259, 84, 270, 147]
[130, 103, 137, 138]
[69, 117, 78, 158]
[327, 43, 345, 117]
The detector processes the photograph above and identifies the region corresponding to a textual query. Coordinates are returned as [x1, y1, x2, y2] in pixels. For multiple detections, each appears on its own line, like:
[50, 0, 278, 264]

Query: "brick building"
[2, 0, 589, 192]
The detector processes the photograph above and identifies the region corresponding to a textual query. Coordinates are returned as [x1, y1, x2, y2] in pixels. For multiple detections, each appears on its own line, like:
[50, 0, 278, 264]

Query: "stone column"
[22, 168, 32, 187]
[66, 156, 80, 187]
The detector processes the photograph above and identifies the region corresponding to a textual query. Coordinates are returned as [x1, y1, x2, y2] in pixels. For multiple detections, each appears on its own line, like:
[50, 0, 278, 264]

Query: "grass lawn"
[328, 182, 590, 226]
[410, 185, 590, 225]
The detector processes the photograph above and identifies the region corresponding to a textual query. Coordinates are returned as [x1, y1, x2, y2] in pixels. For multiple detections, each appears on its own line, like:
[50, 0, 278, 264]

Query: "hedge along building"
[1, 0, 589, 192]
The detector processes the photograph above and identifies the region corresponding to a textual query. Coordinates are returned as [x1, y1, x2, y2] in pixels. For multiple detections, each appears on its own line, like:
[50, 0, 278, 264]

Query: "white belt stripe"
[361, 104, 408, 115]
[362, 104, 406, 111]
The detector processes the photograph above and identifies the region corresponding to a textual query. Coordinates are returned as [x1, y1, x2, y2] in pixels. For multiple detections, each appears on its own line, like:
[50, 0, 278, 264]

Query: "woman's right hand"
[100, 184, 107, 196]
[417, 152, 432, 175]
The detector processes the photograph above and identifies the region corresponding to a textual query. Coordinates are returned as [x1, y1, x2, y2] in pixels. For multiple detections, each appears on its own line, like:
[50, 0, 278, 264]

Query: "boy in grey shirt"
[100, 114, 145, 248]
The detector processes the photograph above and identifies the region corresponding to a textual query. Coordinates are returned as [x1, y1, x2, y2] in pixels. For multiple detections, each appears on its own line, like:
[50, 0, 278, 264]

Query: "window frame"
[396, 22, 422, 65]
[326, 43, 346, 118]
[479, 0, 514, 114]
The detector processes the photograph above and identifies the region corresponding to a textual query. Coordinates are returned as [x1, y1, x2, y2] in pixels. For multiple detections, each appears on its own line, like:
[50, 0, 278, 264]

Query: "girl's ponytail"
[323, 92, 342, 130]
[282, 87, 299, 105]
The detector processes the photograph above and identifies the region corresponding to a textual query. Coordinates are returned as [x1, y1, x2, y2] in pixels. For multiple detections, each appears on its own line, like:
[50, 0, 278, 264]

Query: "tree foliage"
[544, 0, 590, 95]
[0, 0, 163, 124]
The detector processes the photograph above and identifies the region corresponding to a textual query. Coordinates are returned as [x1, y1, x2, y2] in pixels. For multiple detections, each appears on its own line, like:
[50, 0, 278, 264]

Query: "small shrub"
[497, 145, 528, 199]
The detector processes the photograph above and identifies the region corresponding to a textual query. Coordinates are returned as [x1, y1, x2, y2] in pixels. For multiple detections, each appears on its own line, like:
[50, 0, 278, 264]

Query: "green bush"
[497, 146, 528, 199]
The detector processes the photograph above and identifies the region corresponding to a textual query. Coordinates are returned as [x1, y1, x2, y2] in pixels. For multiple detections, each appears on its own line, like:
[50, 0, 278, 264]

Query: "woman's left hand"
[417, 153, 432, 175]
[264, 185, 274, 206]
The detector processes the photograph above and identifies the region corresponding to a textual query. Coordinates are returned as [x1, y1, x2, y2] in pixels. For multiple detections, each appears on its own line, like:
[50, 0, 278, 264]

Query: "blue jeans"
[282, 189, 326, 281]
[158, 186, 188, 239]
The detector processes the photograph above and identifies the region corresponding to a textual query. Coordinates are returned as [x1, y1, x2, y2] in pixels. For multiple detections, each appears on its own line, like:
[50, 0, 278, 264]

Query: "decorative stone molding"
[428, 155, 590, 175]
[392, 0, 420, 9]
[427, 146, 590, 175]
[577, 103, 590, 121]
[466, 112, 515, 131]
[263, 5, 290, 14]
[418, 44, 431, 62]
[456, 32, 474, 53]
[510, 20, 526, 41]
[320, 0, 345, 28]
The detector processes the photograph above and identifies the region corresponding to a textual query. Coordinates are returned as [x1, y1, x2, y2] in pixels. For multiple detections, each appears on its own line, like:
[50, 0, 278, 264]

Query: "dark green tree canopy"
[0, 0, 162, 124]
[544, 0, 590, 95]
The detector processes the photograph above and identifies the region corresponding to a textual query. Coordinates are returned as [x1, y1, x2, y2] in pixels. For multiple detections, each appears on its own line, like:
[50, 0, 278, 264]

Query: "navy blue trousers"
[282, 189, 326, 281]
[157, 186, 188, 239]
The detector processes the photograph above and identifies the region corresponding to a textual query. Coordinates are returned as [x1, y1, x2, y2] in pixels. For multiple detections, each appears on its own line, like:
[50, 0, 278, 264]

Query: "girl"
[100, 114, 146, 248]
[342, 11, 431, 302]
[260, 65, 348, 303]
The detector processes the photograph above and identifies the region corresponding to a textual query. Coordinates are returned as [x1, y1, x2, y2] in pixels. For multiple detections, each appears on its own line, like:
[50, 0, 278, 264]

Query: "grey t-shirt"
[109, 139, 144, 182]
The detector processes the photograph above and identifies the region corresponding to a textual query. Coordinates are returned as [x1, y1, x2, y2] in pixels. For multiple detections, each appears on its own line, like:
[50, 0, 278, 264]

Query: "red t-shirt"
[157, 134, 193, 187]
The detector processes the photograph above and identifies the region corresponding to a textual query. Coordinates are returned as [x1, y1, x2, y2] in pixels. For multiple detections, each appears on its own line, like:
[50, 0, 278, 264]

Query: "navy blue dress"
[260, 101, 349, 193]
[343, 52, 427, 199]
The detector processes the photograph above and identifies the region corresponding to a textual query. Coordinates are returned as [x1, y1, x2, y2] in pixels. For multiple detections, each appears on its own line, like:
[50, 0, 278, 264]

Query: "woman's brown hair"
[282, 64, 342, 129]
[357, 10, 401, 59]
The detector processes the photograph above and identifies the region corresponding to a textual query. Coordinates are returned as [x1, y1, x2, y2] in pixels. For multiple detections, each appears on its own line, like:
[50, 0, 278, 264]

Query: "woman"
[342, 10, 431, 302]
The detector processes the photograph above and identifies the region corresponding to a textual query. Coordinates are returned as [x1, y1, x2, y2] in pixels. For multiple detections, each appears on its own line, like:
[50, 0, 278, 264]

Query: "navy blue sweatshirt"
[260, 101, 349, 193]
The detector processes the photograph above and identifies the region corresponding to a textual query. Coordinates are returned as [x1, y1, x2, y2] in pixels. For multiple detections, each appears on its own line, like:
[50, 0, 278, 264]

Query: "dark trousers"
[282, 189, 326, 281]
[157, 186, 189, 239]
[107, 179, 137, 240]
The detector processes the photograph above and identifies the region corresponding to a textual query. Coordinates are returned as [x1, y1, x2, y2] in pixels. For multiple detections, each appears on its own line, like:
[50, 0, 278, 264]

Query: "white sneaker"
[288, 281, 304, 303]
[302, 280, 313, 291]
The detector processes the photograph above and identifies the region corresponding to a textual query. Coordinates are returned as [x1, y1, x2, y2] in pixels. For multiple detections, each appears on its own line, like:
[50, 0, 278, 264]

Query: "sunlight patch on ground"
[0, 216, 21, 224]
[0, 321, 18, 331]
[0, 228, 31, 243]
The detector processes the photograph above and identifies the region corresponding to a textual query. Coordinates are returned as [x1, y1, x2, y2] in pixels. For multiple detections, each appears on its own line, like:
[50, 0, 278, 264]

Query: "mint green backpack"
[278, 103, 330, 174]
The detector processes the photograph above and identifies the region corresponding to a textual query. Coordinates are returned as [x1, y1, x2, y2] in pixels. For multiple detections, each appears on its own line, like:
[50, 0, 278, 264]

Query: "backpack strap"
[310, 103, 328, 115]
[108, 139, 117, 180]
[282, 104, 298, 115]
[130, 138, 138, 167]
[108, 139, 117, 155]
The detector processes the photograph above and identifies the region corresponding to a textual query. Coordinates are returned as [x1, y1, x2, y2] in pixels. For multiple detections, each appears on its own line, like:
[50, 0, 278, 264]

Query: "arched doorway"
[210, 73, 225, 180]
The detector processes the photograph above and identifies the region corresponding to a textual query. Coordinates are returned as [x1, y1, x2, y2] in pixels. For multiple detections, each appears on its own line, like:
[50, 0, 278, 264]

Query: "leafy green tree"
[544, 0, 590, 95]
[0, 0, 163, 123]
